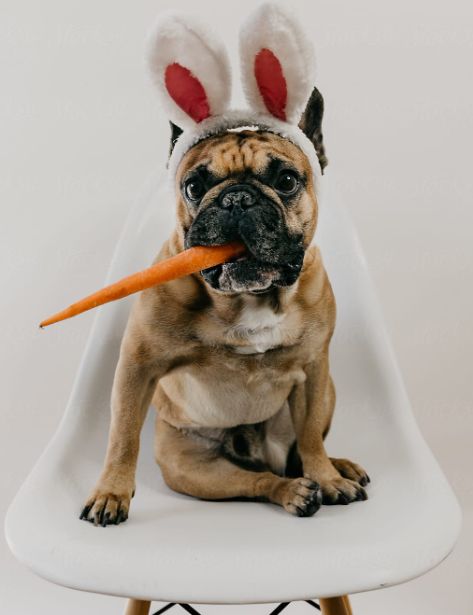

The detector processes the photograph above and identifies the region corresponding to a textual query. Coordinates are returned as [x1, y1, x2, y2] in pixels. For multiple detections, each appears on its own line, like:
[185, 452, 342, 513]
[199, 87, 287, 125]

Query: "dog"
[80, 5, 369, 526]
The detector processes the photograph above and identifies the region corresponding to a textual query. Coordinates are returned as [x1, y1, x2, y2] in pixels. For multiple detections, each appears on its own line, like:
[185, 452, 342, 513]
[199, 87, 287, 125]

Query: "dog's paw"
[80, 486, 134, 527]
[330, 457, 370, 487]
[282, 477, 322, 517]
[318, 475, 368, 506]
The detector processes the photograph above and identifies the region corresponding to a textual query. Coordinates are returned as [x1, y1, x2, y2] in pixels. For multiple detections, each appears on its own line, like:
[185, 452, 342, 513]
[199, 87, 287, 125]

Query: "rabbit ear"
[146, 11, 231, 130]
[239, 3, 316, 124]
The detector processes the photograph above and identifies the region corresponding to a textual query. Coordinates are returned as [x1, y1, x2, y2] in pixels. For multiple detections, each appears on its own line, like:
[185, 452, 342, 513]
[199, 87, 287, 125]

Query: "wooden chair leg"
[123, 599, 151, 615]
[343, 595, 353, 615]
[319, 596, 349, 615]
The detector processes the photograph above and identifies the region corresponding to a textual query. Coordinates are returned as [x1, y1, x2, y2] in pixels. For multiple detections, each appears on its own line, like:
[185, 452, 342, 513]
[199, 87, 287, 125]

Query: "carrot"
[40, 240, 246, 328]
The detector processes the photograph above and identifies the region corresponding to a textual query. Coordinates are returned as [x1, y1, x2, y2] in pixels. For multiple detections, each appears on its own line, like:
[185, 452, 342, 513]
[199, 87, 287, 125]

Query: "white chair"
[5, 171, 461, 615]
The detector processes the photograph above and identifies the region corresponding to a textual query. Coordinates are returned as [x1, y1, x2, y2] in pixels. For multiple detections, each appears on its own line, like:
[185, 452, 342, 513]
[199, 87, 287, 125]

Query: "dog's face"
[175, 130, 319, 293]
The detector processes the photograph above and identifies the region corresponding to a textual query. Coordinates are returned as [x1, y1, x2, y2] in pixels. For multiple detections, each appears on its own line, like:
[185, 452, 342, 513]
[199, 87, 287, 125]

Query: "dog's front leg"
[80, 322, 166, 526]
[288, 355, 368, 505]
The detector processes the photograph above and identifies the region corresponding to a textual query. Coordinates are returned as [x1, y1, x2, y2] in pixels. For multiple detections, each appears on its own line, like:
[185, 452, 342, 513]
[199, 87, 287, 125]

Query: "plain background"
[1, 0, 471, 613]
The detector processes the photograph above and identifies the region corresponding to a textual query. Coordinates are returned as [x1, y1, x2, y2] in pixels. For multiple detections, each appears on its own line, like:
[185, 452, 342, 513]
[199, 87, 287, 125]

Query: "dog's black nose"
[219, 185, 257, 214]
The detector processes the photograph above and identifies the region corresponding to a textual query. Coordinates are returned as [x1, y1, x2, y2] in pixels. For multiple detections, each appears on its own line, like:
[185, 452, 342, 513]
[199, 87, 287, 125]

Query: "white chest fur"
[227, 295, 287, 354]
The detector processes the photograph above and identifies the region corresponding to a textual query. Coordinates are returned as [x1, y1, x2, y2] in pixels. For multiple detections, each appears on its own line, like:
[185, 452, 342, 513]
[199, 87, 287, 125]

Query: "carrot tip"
[38, 240, 246, 328]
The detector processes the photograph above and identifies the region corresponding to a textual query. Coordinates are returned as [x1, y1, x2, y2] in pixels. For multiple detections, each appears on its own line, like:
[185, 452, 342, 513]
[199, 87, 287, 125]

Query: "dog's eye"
[274, 171, 298, 194]
[185, 180, 205, 201]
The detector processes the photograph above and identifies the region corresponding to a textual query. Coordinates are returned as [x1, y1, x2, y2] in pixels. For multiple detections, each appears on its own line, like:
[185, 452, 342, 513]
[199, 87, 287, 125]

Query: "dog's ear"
[169, 121, 183, 157]
[146, 11, 231, 130]
[239, 3, 316, 125]
[299, 87, 328, 173]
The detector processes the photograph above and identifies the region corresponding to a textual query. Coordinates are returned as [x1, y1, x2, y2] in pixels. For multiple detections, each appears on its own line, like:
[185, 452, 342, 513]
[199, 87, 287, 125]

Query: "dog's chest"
[224, 296, 288, 354]
[158, 297, 307, 429]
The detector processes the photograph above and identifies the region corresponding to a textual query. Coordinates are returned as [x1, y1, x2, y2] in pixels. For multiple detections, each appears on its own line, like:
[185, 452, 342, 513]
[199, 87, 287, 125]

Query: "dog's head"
[147, 4, 327, 293]
[175, 107, 325, 292]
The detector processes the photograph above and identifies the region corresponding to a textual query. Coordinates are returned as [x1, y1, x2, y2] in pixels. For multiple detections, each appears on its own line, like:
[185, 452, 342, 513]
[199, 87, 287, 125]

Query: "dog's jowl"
[80, 4, 369, 526]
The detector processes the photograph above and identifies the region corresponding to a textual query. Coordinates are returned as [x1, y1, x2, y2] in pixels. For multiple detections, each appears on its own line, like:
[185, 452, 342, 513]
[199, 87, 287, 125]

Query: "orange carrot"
[40, 240, 246, 328]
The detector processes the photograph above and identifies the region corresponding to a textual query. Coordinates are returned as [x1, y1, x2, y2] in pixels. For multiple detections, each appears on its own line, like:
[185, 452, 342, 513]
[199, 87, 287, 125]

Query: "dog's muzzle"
[185, 183, 305, 293]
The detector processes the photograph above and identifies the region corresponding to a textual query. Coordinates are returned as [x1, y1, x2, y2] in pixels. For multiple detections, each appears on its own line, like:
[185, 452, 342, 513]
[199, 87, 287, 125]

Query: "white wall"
[1, 1, 471, 613]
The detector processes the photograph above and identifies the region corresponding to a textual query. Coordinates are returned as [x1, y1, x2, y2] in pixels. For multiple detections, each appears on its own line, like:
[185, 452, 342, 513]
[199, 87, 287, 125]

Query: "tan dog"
[80, 83, 369, 526]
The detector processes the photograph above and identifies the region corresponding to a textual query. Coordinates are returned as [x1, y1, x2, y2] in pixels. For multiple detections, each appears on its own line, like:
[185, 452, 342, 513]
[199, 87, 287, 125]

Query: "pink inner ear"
[254, 49, 287, 121]
[165, 63, 211, 124]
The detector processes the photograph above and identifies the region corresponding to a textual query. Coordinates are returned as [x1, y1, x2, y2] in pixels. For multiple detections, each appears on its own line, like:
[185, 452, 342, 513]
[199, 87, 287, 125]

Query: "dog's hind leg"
[154, 416, 322, 517]
[330, 458, 370, 487]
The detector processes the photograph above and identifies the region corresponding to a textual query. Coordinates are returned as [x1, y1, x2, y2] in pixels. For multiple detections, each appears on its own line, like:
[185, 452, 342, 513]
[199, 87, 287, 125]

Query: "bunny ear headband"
[146, 2, 323, 200]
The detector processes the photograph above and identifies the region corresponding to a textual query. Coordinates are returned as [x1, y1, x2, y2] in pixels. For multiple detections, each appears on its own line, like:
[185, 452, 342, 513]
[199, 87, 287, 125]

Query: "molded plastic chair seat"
[5, 172, 461, 605]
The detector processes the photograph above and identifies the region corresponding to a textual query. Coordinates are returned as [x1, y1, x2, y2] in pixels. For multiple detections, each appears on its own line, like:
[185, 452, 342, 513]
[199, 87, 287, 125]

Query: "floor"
[1, 0, 472, 613]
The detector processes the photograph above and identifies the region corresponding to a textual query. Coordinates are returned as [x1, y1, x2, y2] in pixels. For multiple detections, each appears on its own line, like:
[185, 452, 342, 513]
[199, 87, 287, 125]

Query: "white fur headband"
[146, 2, 323, 198]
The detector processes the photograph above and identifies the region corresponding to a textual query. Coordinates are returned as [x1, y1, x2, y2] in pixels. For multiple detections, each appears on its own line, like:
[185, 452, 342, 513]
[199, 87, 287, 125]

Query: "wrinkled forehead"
[176, 130, 312, 182]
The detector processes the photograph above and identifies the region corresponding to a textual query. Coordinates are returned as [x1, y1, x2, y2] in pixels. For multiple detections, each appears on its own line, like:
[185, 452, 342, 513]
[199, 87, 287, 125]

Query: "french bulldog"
[80, 5, 369, 526]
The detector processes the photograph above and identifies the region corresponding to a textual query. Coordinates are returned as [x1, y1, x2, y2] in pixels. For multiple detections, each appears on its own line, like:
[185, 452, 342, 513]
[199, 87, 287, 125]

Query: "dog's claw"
[97, 500, 108, 525]
[337, 492, 349, 505]
[79, 503, 93, 520]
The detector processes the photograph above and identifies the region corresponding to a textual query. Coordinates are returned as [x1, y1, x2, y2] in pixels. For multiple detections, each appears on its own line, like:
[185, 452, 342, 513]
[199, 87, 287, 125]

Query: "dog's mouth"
[200, 244, 298, 293]
[202, 248, 272, 274]
[226, 247, 252, 264]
